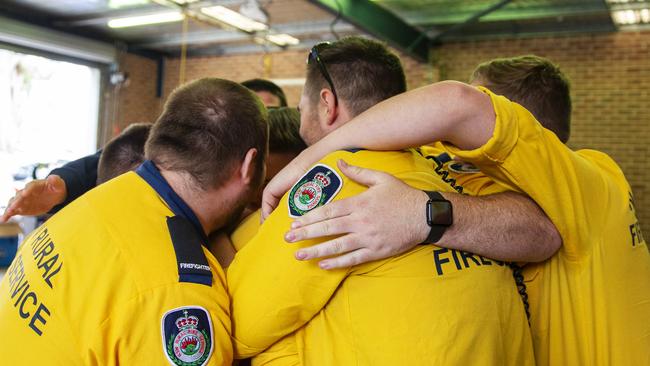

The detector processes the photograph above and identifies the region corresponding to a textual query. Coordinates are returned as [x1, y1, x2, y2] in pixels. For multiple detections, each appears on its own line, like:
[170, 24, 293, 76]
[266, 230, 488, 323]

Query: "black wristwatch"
[423, 191, 453, 243]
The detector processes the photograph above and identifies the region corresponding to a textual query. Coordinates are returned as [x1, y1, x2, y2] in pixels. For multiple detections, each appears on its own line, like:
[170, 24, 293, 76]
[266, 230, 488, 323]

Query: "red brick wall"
[433, 31, 650, 229]
[160, 48, 433, 105]
[114, 54, 162, 132]
[117, 30, 650, 227]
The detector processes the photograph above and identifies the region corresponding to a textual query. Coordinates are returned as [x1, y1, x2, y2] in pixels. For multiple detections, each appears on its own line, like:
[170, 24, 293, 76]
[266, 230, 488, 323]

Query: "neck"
[160, 170, 234, 235]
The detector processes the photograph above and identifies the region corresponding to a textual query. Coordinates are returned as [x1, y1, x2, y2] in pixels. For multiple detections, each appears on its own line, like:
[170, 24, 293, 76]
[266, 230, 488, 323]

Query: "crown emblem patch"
[162, 306, 213, 366]
[288, 164, 342, 218]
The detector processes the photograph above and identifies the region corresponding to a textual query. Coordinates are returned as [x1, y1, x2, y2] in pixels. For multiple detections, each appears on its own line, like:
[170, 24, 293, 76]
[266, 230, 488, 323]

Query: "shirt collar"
[135, 160, 208, 243]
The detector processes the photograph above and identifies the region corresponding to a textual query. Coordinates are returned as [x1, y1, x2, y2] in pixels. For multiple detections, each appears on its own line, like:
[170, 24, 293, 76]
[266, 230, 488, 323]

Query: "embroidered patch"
[288, 164, 343, 218]
[162, 306, 213, 366]
[447, 161, 480, 174]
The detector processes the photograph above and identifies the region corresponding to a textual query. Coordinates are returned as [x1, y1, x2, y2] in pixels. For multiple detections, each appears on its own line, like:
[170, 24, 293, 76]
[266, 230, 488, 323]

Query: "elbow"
[528, 219, 563, 263]
[430, 81, 494, 150]
[432, 80, 478, 103]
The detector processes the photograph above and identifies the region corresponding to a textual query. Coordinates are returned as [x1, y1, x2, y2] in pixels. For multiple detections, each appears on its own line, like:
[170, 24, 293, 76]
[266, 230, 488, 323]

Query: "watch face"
[429, 201, 453, 226]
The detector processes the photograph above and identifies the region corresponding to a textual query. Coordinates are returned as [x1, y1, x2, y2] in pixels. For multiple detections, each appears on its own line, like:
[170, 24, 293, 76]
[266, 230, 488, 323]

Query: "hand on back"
[0, 175, 67, 222]
[283, 159, 430, 269]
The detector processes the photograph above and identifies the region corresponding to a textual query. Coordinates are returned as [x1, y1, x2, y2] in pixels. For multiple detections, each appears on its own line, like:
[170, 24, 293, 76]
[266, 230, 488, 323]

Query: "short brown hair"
[305, 37, 406, 117]
[241, 78, 288, 107]
[268, 107, 306, 154]
[97, 123, 152, 184]
[145, 78, 268, 190]
[471, 55, 572, 143]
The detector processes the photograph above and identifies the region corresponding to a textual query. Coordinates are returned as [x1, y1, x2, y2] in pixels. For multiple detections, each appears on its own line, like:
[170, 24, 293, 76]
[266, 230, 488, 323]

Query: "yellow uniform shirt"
[0, 164, 232, 365]
[228, 149, 534, 366]
[230, 210, 262, 252]
[419, 143, 508, 196]
[444, 87, 650, 365]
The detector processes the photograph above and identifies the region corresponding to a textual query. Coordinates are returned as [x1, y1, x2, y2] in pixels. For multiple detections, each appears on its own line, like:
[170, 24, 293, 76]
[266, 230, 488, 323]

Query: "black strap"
[167, 216, 213, 286]
[424, 191, 453, 244]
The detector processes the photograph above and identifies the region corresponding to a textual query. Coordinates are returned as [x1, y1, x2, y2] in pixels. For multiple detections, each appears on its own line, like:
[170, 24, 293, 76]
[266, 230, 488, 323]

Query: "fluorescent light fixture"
[171, 0, 200, 4]
[266, 33, 300, 46]
[612, 9, 650, 25]
[107, 12, 184, 28]
[108, 0, 149, 9]
[201, 6, 268, 32]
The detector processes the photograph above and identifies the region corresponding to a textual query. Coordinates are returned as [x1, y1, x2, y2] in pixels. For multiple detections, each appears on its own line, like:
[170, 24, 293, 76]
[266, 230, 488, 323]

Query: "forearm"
[49, 151, 101, 213]
[309, 81, 494, 159]
[436, 191, 562, 262]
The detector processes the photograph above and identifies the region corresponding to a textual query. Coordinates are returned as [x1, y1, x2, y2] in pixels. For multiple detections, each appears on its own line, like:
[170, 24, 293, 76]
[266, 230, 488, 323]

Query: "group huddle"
[0, 36, 648, 366]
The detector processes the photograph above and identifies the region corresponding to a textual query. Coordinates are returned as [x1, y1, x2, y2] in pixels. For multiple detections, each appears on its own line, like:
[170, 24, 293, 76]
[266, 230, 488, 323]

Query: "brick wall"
[117, 30, 649, 227]
[433, 31, 650, 229]
[115, 54, 162, 130]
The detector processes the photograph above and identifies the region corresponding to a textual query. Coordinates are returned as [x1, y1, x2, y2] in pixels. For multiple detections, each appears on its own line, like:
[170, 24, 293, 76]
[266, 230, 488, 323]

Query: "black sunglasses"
[308, 42, 338, 106]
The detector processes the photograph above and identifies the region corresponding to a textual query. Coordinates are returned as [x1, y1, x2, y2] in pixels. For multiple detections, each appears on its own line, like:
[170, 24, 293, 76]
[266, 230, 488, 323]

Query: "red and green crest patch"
[288, 164, 342, 218]
[162, 306, 213, 366]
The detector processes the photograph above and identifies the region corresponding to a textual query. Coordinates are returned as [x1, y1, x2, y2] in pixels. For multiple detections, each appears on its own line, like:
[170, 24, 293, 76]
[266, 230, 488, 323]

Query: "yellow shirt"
[231, 210, 262, 252]
[444, 87, 650, 365]
[0, 170, 232, 365]
[228, 149, 534, 366]
[419, 143, 508, 195]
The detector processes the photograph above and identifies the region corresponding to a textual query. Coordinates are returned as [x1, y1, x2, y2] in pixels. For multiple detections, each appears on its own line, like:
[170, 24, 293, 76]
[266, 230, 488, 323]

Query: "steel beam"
[430, 0, 512, 45]
[405, 1, 609, 26]
[133, 19, 355, 48]
[308, 0, 430, 61]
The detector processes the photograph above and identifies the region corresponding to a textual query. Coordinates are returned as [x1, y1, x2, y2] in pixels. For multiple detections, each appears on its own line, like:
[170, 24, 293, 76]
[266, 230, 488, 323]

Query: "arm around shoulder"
[439, 191, 562, 262]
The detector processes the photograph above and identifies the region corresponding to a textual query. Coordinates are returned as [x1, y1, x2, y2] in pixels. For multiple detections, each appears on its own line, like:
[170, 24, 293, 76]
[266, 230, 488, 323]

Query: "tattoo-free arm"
[440, 191, 561, 262]
[285, 161, 561, 269]
[262, 81, 494, 219]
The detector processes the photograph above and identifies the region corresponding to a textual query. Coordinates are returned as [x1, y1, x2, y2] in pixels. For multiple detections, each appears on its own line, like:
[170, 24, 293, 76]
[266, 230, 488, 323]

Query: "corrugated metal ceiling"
[0, 0, 647, 60]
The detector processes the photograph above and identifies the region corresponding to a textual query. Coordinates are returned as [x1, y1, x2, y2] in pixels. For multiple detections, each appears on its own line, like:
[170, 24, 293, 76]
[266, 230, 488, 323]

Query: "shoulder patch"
[288, 163, 342, 218]
[162, 306, 214, 366]
[447, 161, 481, 174]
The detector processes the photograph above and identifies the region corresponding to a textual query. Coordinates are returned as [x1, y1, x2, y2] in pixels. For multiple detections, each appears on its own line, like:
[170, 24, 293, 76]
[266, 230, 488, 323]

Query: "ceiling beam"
[161, 36, 327, 57]
[0, 15, 117, 64]
[132, 19, 355, 48]
[55, 0, 245, 27]
[430, 0, 512, 44]
[405, 2, 610, 26]
[308, 0, 430, 62]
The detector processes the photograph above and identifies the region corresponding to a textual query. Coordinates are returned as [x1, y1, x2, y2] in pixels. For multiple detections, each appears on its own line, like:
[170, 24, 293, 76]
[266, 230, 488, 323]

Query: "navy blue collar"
[136, 160, 208, 243]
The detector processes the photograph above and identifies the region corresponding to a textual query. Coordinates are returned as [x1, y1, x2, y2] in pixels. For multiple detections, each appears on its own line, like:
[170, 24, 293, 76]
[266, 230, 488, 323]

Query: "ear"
[239, 148, 259, 185]
[319, 88, 338, 128]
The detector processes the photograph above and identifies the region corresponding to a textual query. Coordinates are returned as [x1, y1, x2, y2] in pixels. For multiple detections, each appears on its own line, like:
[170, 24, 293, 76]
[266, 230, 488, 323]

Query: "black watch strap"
[424, 191, 453, 244]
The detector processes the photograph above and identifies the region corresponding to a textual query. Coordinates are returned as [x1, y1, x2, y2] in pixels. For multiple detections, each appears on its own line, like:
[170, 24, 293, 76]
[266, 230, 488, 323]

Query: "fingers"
[292, 235, 380, 269]
[45, 175, 66, 193]
[337, 159, 391, 187]
[317, 248, 377, 270]
[0, 207, 14, 223]
[0, 193, 22, 223]
[290, 197, 356, 229]
[286, 215, 353, 243]
[261, 162, 311, 222]
[293, 235, 358, 261]
[260, 194, 279, 223]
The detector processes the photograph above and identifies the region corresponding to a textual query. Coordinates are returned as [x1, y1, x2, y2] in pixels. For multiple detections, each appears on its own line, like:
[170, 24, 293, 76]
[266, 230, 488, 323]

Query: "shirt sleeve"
[227, 151, 378, 358]
[87, 283, 233, 366]
[443, 86, 621, 260]
[49, 150, 102, 213]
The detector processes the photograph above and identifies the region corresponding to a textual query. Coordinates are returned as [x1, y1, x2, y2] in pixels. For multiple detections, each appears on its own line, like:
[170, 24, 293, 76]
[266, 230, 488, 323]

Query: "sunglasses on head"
[308, 42, 338, 106]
